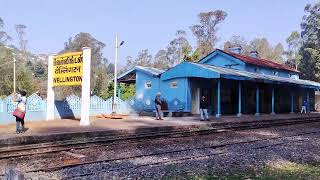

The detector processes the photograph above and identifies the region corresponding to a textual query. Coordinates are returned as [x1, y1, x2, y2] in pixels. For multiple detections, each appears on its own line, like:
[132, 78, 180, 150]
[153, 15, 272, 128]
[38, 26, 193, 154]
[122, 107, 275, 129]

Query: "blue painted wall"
[161, 62, 220, 80]
[135, 70, 161, 110]
[0, 94, 129, 125]
[160, 77, 190, 112]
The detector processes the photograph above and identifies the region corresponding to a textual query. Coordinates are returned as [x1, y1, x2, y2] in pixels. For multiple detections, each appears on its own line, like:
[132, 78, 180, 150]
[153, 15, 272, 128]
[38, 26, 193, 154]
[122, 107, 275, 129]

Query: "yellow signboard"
[53, 52, 83, 87]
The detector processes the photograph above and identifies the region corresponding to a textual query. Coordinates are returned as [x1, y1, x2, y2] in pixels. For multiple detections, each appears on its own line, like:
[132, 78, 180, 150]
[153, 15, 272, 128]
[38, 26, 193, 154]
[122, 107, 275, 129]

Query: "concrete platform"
[1, 113, 320, 147]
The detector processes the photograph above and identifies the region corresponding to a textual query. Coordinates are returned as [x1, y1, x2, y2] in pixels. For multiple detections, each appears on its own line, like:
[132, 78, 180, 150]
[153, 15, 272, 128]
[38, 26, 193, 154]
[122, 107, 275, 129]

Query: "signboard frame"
[46, 47, 91, 126]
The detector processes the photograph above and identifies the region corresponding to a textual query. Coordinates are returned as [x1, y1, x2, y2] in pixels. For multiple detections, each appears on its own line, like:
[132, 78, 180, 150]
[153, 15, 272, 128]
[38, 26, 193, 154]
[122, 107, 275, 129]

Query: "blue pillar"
[271, 88, 275, 115]
[117, 82, 121, 99]
[290, 92, 294, 113]
[307, 90, 310, 112]
[237, 82, 242, 117]
[255, 87, 260, 116]
[216, 79, 221, 118]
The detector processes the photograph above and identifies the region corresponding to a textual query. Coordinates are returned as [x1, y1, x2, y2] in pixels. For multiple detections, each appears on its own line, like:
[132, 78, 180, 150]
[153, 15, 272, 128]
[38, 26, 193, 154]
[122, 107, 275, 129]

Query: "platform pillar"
[271, 87, 275, 115]
[255, 86, 260, 116]
[290, 92, 294, 113]
[237, 82, 242, 117]
[216, 79, 221, 118]
[307, 90, 310, 112]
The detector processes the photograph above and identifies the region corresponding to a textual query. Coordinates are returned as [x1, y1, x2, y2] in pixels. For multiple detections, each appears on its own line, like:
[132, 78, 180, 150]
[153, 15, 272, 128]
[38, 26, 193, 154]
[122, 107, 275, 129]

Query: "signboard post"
[46, 55, 55, 121]
[80, 47, 91, 126]
[46, 47, 91, 126]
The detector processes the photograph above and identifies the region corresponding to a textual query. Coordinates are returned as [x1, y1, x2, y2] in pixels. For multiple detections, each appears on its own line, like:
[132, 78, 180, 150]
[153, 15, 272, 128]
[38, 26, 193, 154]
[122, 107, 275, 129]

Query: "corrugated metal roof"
[199, 49, 298, 73]
[118, 66, 165, 81]
[135, 66, 165, 76]
[218, 49, 299, 73]
[191, 62, 320, 88]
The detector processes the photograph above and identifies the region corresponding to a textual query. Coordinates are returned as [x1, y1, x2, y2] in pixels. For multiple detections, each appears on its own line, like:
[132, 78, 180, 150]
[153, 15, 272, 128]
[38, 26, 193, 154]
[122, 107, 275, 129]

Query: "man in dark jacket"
[200, 96, 209, 121]
[155, 92, 163, 120]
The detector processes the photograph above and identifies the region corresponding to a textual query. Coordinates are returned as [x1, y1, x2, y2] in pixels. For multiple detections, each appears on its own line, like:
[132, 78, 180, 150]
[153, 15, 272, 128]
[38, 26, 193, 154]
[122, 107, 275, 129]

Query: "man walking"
[155, 92, 163, 120]
[301, 99, 307, 114]
[200, 96, 209, 121]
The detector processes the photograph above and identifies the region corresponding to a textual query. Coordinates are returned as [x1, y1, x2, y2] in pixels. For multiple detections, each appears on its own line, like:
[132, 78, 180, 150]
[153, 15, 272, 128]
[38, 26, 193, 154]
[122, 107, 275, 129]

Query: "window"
[145, 81, 152, 89]
[273, 71, 278, 76]
[170, 81, 178, 88]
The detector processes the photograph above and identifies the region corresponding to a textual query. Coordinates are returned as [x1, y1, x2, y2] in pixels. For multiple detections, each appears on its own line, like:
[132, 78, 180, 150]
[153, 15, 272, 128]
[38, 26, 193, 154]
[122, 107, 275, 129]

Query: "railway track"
[26, 128, 320, 179]
[0, 116, 319, 160]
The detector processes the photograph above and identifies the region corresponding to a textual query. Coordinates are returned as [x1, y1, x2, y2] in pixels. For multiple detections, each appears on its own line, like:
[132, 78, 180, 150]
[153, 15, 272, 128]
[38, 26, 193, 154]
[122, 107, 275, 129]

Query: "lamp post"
[113, 34, 124, 113]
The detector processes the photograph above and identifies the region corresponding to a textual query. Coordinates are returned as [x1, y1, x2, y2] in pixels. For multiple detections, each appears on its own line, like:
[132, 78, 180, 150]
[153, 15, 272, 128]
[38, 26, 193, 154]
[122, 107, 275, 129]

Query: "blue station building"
[118, 48, 320, 117]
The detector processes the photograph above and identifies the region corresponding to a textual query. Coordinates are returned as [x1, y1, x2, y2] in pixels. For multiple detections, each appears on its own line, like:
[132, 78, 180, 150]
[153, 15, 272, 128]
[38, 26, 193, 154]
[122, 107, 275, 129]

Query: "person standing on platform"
[13, 90, 27, 133]
[155, 92, 163, 120]
[301, 99, 307, 114]
[200, 96, 209, 121]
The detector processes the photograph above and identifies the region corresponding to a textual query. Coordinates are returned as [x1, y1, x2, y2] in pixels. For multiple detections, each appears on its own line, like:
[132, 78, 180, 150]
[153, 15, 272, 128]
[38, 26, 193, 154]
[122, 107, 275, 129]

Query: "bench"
[152, 110, 173, 117]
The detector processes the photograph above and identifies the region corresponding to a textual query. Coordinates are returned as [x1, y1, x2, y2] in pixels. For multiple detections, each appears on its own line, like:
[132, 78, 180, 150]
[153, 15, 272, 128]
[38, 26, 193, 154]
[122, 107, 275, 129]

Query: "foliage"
[120, 84, 135, 100]
[0, 18, 12, 44]
[166, 30, 193, 65]
[223, 36, 285, 63]
[153, 49, 170, 69]
[0, 45, 36, 96]
[190, 10, 227, 59]
[57, 32, 114, 99]
[286, 31, 302, 69]
[100, 82, 135, 100]
[298, 2, 320, 81]
[125, 49, 153, 70]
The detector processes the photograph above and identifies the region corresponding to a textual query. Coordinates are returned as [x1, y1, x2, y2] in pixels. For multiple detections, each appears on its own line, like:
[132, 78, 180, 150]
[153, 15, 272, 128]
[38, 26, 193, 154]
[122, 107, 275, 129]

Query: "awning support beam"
[237, 82, 242, 117]
[271, 87, 275, 115]
[216, 79, 221, 118]
[255, 87, 260, 116]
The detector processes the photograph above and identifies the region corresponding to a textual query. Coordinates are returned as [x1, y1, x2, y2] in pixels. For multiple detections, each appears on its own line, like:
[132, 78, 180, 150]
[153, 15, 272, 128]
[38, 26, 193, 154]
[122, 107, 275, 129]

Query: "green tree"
[223, 35, 250, 55]
[0, 18, 11, 44]
[166, 30, 192, 65]
[247, 38, 284, 62]
[190, 10, 227, 60]
[286, 31, 302, 70]
[298, 2, 320, 81]
[125, 49, 153, 70]
[58, 32, 112, 99]
[153, 49, 170, 69]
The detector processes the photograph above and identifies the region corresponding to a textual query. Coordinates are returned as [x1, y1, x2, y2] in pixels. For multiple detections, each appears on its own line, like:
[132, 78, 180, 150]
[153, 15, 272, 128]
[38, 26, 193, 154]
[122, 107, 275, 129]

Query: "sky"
[0, 0, 317, 67]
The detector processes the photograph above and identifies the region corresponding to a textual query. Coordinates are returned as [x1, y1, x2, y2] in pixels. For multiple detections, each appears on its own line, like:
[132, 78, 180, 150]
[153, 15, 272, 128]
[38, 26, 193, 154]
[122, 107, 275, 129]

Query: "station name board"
[53, 52, 83, 87]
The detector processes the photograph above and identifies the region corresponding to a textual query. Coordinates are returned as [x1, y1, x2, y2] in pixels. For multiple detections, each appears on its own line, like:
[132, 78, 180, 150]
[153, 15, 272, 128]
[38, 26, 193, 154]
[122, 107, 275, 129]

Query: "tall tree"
[190, 10, 227, 59]
[153, 49, 169, 69]
[166, 30, 192, 66]
[0, 18, 11, 44]
[286, 31, 302, 70]
[15, 24, 27, 54]
[223, 35, 250, 54]
[248, 38, 284, 62]
[125, 49, 153, 70]
[299, 2, 320, 81]
[58, 32, 111, 99]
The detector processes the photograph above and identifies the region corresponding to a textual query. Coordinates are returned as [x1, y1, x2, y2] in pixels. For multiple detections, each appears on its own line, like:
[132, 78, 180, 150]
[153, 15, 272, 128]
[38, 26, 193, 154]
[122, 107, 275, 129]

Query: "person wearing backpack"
[13, 90, 27, 134]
